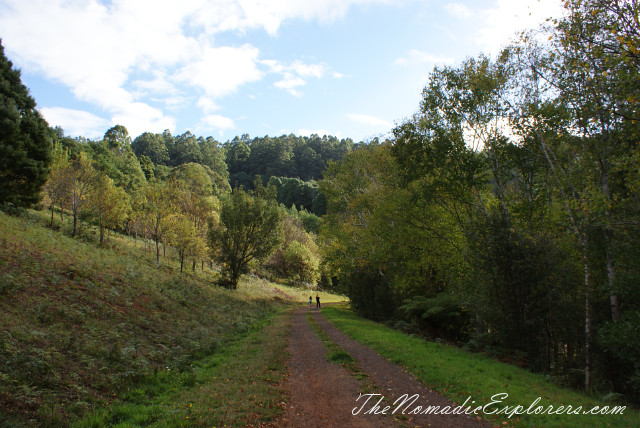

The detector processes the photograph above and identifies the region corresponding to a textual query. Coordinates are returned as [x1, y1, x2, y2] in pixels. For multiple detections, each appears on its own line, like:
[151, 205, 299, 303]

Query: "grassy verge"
[322, 305, 639, 428]
[74, 309, 292, 427]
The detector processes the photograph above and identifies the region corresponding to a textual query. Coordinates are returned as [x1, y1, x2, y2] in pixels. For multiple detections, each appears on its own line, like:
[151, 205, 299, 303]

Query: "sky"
[0, 0, 565, 143]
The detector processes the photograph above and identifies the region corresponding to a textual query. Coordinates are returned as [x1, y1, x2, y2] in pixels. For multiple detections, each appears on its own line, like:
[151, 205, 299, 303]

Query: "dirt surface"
[276, 306, 490, 427]
[278, 308, 391, 427]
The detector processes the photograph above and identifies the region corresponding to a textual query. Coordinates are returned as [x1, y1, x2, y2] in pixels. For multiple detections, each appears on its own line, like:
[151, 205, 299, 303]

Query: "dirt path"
[278, 307, 391, 427]
[277, 306, 490, 427]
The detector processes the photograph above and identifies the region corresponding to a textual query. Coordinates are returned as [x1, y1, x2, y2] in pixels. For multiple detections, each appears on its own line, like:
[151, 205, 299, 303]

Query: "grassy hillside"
[0, 211, 337, 426]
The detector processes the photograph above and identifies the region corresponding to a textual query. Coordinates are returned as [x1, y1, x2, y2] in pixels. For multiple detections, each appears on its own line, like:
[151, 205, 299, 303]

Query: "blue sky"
[0, 0, 564, 142]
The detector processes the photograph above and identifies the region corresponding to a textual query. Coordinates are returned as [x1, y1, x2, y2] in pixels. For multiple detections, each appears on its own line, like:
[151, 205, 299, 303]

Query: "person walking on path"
[316, 294, 321, 308]
[309, 296, 312, 307]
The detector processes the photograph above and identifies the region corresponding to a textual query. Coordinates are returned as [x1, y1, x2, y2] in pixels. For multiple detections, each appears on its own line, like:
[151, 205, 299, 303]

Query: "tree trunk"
[598, 118, 620, 323]
[603, 227, 620, 321]
[583, 239, 592, 394]
[50, 204, 55, 228]
[72, 211, 78, 237]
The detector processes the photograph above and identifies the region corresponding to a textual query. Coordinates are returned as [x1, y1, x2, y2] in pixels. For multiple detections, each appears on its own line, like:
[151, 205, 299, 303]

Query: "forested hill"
[54, 129, 359, 216]
[128, 130, 357, 184]
[224, 134, 356, 186]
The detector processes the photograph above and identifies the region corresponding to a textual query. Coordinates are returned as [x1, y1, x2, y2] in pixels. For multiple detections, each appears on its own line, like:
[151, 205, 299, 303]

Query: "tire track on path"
[278, 307, 392, 427]
[311, 310, 490, 427]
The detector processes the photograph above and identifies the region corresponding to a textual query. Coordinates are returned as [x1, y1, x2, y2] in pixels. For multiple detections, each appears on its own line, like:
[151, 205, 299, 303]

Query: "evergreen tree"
[0, 40, 52, 208]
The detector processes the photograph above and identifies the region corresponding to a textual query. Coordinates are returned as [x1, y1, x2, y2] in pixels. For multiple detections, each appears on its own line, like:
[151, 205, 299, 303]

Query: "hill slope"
[0, 211, 295, 426]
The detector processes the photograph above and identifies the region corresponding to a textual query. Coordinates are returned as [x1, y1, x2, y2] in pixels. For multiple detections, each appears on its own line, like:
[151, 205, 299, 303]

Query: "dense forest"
[322, 0, 640, 403]
[1, 0, 639, 407]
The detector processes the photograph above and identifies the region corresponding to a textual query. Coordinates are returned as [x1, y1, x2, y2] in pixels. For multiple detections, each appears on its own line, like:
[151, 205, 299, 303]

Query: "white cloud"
[263, 59, 330, 96]
[274, 76, 306, 97]
[346, 113, 393, 129]
[475, 0, 565, 54]
[191, 0, 398, 36]
[291, 61, 326, 78]
[197, 96, 221, 113]
[394, 50, 455, 67]
[195, 114, 236, 137]
[445, 2, 472, 19]
[132, 71, 178, 98]
[110, 102, 176, 138]
[201, 114, 235, 130]
[40, 107, 110, 139]
[0, 0, 383, 137]
[176, 44, 264, 98]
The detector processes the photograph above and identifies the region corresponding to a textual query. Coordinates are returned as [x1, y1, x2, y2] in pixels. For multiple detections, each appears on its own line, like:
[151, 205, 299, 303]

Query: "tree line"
[130, 129, 354, 216]
[41, 130, 327, 288]
[0, 37, 334, 290]
[320, 0, 640, 403]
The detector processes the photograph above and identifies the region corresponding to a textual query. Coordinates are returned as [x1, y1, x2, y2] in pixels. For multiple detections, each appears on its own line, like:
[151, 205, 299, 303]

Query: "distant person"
[309, 295, 312, 307]
[316, 294, 321, 308]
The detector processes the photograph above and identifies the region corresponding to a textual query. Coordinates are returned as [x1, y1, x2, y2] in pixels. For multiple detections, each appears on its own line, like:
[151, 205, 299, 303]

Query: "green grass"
[271, 282, 347, 303]
[306, 313, 355, 366]
[306, 313, 374, 387]
[0, 210, 295, 426]
[73, 309, 293, 427]
[322, 305, 639, 428]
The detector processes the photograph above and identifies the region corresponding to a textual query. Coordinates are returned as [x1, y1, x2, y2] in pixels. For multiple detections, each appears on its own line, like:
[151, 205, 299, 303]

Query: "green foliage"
[131, 132, 169, 165]
[169, 162, 214, 196]
[0, 40, 52, 208]
[164, 213, 206, 273]
[398, 293, 470, 341]
[86, 173, 130, 244]
[66, 152, 98, 237]
[265, 215, 320, 285]
[140, 181, 176, 263]
[87, 128, 146, 194]
[267, 176, 326, 216]
[209, 189, 283, 288]
[318, 0, 640, 402]
[282, 241, 319, 285]
[286, 204, 321, 234]
[103, 124, 131, 155]
[597, 311, 640, 401]
[225, 133, 353, 183]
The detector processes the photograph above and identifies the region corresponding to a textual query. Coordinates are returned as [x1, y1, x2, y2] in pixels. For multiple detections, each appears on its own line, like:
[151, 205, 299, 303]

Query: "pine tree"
[0, 40, 52, 208]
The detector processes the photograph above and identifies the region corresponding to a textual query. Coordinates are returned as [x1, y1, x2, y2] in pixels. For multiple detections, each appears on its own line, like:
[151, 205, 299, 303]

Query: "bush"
[283, 241, 320, 285]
